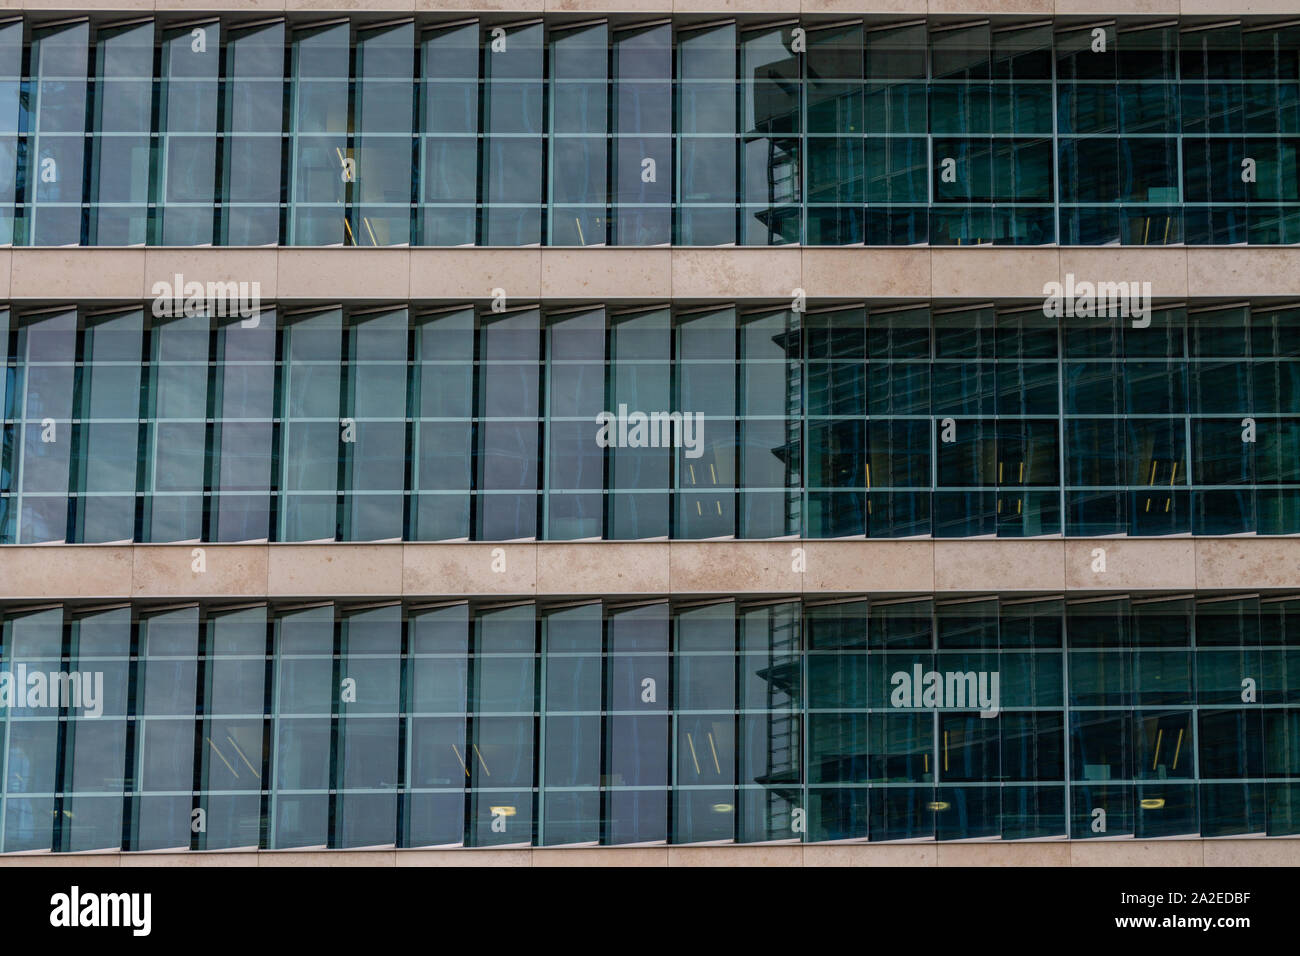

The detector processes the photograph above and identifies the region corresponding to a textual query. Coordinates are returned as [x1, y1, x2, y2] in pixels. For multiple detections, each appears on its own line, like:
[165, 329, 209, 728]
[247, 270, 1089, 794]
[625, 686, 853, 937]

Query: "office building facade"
[0, 0, 1297, 865]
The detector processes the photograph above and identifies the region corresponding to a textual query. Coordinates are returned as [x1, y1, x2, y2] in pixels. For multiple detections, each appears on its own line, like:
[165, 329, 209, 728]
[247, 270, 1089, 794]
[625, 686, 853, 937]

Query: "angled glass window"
[270, 604, 334, 849]
[62, 607, 130, 853]
[678, 23, 737, 246]
[279, 308, 343, 541]
[412, 307, 473, 541]
[741, 24, 800, 246]
[993, 23, 1053, 136]
[1244, 23, 1300, 134]
[2, 607, 63, 851]
[468, 603, 536, 846]
[405, 603, 470, 849]
[418, 22, 479, 247]
[221, 20, 286, 246]
[863, 22, 925, 247]
[1056, 23, 1116, 131]
[72, 308, 142, 544]
[87, 20, 153, 246]
[544, 307, 605, 540]
[806, 22, 863, 245]
[1, 307, 16, 532]
[550, 22, 608, 247]
[607, 307, 671, 539]
[673, 602, 736, 844]
[739, 308, 800, 537]
[481, 21, 544, 246]
[931, 22, 992, 136]
[25, 21, 90, 246]
[1181, 23, 1244, 135]
[605, 602, 670, 845]
[353, 20, 414, 247]
[212, 311, 276, 542]
[198, 605, 269, 851]
[335, 604, 401, 848]
[1118, 24, 1179, 139]
[476, 308, 540, 540]
[131, 606, 200, 850]
[805, 306, 866, 538]
[342, 307, 409, 541]
[143, 310, 210, 543]
[676, 307, 736, 538]
[866, 22, 927, 136]
[157, 22, 220, 245]
[14, 309, 76, 543]
[0, 21, 20, 245]
[612, 22, 671, 246]
[287, 22, 349, 246]
[540, 602, 602, 846]
[737, 601, 801, 841]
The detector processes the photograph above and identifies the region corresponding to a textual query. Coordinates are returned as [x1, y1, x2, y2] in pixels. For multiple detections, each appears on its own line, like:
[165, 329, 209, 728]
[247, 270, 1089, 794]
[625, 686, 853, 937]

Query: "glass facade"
[1, 300, 1298, 542]
[0, 594, 1297, 850]
[0, 15, 1293, 246]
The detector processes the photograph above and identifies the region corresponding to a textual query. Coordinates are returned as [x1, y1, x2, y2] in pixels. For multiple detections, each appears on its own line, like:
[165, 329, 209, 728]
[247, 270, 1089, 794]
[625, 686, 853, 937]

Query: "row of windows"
[3, 300, 1299, 543]
[0, 594, 1296, 851]
[1, 15, 1299, 247]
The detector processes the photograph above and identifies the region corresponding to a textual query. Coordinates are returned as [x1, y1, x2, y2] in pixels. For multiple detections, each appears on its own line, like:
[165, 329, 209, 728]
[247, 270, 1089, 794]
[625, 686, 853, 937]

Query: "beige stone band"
[0, 538, 1294, 601]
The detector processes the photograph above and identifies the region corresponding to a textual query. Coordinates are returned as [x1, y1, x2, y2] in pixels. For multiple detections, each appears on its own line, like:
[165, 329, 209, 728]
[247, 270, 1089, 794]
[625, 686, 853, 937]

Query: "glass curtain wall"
[0, 594, 1295, 849]
[0, 300, 1297, 542]
[0, 17, 1294, 246]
